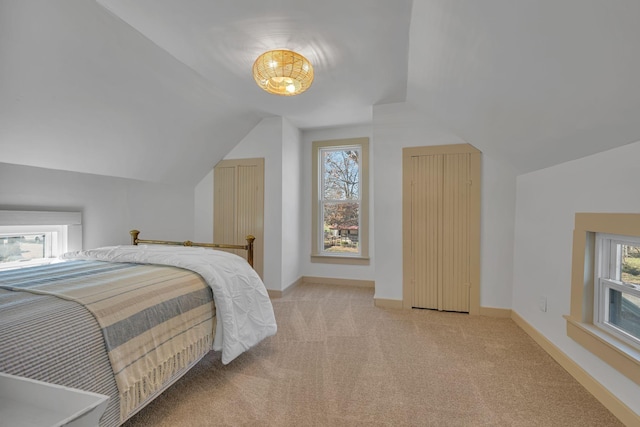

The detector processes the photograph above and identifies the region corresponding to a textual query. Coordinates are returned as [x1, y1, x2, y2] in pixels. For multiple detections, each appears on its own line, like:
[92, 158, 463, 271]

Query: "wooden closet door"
[411, 154, 443, 310]
[441, 153, 471, 312]
[405, 146, 478, 313]
[214, 158, 264, 279]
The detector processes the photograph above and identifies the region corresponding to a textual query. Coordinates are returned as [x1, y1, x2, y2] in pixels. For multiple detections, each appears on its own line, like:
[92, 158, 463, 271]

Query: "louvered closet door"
[410, 153, 471, 312]
[214, 158, 264, 280]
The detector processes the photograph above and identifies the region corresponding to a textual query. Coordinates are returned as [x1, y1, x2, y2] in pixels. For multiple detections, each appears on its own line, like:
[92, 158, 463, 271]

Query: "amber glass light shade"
[252, 50, 314, 96]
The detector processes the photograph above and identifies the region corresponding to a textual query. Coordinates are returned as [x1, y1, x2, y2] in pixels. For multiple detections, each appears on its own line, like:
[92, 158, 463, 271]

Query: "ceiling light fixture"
[252, 49, 314, 96]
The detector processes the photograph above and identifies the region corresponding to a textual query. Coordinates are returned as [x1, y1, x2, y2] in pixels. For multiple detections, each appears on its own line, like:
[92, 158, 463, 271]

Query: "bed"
[0, 230, 277, 426]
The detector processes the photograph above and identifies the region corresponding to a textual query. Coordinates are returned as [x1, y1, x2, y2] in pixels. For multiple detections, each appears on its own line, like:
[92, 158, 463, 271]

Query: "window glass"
[0, 226, 63, 271]
[320, 146, 361, 256]
[321, 149, 360, 200]
[322, 202, 360, 254]
[607, 288, 640, 340]
[0, 233, 47, 264]
[620, 243, 640, 285]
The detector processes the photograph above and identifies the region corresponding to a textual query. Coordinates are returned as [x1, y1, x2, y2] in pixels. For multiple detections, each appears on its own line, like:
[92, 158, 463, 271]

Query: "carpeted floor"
[122, 283, 623, 426]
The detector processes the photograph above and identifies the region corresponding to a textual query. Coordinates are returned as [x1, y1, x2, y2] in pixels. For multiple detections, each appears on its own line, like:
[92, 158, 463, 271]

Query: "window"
[311, 138, 369, 264]
[595, 234, 640, 348]
[566, 213, 640, 387]
[320, 147, 360, 255]
[0, 211, 82, 271]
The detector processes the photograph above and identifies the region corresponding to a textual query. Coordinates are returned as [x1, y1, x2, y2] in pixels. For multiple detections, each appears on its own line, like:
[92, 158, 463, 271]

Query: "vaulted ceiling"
[1, 0, 639, 185]
[407, 0, 640, 173]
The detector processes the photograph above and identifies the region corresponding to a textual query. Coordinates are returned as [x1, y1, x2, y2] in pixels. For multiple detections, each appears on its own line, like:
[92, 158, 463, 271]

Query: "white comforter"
[62, 245, 277, 364]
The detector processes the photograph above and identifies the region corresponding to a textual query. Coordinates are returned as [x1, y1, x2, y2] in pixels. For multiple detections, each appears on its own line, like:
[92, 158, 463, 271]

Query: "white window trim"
[311, 138, 369, 265]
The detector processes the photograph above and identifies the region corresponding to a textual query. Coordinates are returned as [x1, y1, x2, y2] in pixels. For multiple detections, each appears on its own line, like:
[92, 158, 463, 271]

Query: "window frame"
[311, 137, 369, 265]
[566, 213, 640, 387]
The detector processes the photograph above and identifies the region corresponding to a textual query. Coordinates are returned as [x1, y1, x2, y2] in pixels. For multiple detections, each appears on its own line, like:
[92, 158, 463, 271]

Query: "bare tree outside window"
[321, 148, 360, 254]
[621, 244, 640, 285]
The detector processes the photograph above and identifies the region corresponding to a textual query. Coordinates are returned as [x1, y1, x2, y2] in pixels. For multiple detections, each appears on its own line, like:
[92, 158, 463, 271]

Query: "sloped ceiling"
[1, 0, 639, 185]
[407, 0, 640, 173]
[0, 0, 264, 185]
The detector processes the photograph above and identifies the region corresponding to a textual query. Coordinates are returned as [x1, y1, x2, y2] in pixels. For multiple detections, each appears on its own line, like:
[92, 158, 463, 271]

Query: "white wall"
[0, 0, 261, 186]
[480, 155, 517, 308]
[0, 163, 194, 250]
[194, 116, 304, 291]
[372, 102, 517, 308]
[513, 140, 640, 414]
[281, 118, 304, 288]
[196, 102, 517, 307]
[194, 118, 375, 289]
[194, 170, 214, 242]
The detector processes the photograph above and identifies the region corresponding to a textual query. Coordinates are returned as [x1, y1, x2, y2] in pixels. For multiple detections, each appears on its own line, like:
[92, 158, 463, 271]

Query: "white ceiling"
[1, 0, 639, 184]
[97, 0, 413, 129]
[407, 0, 640, 173]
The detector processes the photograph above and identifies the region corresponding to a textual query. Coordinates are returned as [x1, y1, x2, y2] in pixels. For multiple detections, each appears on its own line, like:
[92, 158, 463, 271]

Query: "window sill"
[564, 315, 640, 386]
[310, 254, 370, 265]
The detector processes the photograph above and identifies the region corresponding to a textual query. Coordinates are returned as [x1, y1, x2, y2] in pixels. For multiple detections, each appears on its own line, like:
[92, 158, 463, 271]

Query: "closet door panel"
[403, 144, 480, 314]
[235, 164, 264, 278]
[214, 166, 236, 248]
[411, 155, 443, 310]
[442, 153, 470, 312]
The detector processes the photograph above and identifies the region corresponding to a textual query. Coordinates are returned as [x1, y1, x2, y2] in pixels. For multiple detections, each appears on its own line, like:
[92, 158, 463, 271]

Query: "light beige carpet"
[122, 283, 623, 426]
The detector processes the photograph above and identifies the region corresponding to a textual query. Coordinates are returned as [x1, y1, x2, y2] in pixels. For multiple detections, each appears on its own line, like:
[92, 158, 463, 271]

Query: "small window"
[567, 213, 640, 388]
[0, 211, 82, 271]
[0, 226, 64, 270]
[311, 138, 369, 264]
[595, 233, 640, 348]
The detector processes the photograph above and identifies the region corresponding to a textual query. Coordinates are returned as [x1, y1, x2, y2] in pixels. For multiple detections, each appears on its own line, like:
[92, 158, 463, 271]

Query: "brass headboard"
[129, 230, 255, 268]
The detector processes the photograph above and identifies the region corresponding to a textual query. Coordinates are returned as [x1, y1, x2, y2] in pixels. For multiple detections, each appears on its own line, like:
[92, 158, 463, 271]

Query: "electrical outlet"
[538, 296, 547, 312]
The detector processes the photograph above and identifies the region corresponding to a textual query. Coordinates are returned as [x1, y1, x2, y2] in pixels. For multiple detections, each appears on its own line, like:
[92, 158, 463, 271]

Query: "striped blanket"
[0, 260, 216, 423]
[0, 285, 122, 427]
[63, 245, 278, 365]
